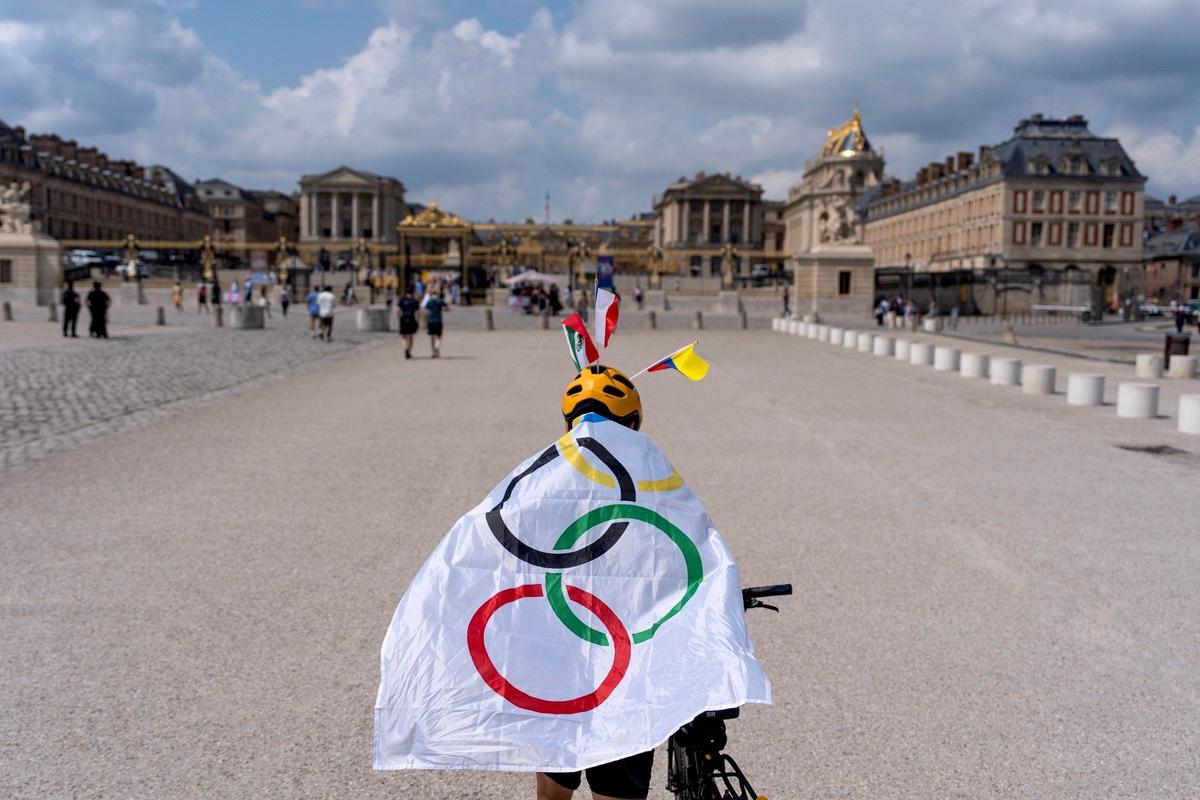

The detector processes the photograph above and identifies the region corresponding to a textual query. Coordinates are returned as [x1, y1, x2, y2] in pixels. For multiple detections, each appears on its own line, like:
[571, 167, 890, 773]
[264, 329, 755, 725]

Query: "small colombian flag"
[637, 341, 709, 381]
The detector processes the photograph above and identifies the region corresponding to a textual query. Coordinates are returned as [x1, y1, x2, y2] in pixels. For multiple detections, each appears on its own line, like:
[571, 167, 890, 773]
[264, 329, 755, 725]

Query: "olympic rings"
[466, 583, 631, 715]
[543, 503, 702, 645]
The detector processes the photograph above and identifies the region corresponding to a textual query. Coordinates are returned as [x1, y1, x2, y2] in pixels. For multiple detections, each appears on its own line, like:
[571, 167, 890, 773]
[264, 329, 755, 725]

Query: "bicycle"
[665, 583, 793, 800]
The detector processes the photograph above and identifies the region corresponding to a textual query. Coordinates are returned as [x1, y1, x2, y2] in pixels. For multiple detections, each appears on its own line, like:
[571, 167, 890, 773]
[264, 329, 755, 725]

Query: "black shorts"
[399, 315, 418, 335]
[544, 750, 653, 799]
[427, 321, 443, 337]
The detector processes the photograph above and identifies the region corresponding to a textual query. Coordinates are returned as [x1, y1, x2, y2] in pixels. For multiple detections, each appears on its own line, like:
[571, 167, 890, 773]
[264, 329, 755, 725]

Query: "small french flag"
[594, 288, 619, 349]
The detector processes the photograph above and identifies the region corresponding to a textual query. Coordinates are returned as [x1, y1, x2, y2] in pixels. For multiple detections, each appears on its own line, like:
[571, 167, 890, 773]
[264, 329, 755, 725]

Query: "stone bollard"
[214, 306, 224, 327]
[137, 282, 148, 305]
[829, 327, 844, 345]
[787, 319, 801, 335]
[894, 339, 912, 361]
[694, 311, 703, 330]
[1178, 394, 1200, 434]
[843, 330, 858, 349]
[960, 352, 989, 378]
[933, 346, 960, 371]
[818, 324, 831, 342]
[1167, 355, 1197, 379]
[872, 336, 894, 356]
[806, 322, 819, 339]
[155, 306, 166, 326]
[857, 332, 874, 352]
[922, 317, 942, 333]
[1066, 373, 1105, 406]
[771, 318, 781, 332]
[2, 301, 11, 321]
[1135, 353, 1163, 378]
[909, 342, 934, 366]
[541, 310, 550, 330]
[1022, 365, 1056, 395]
[485, 308, 495, 330]
[356, 307, 390, 332]
[1116, 383, 1159, 419]
[48, 303, 58, 322]
[739, 310, 748, 330]
[646, 310, 657, 330]
[990, 357, 1022, 386]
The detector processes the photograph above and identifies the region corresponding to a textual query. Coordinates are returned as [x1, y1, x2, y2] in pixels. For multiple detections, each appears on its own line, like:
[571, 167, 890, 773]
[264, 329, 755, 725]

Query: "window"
[1067, 222, 1079, 248]
[1030, 222, 1043, 247]
[1032, 191, 1045, 212]
[1068, 191, 1081, 212]
[838, 270, 852, 295]
[0, 259, 10, 283]
[1103, 192, 1117, 212]
[1102, 223, 1114, 248]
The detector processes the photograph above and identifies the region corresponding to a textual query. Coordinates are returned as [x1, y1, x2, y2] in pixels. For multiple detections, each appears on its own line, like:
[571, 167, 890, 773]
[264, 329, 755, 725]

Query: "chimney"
[31, 134, 62, 154]
[945, 156, 955, 174]
[96, 153, 108, 169]
[917, 167, 928, 185]
[13, 125, 25, 140]
[957, 151, 973, 170]
[928, 162, 944, 180]
[978, 145, 990, 162]
[77, 147, 97, 166]
[152, 167, 162, 185]
[61, 139, 77, 160]
[1168, 194, 1177, 206]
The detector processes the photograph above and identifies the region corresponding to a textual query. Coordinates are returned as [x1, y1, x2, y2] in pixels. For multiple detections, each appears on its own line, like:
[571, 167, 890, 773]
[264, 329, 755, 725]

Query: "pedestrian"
[318, 284, 336, 341]
[243, 281, 254, 305]
[211, 279, 222, 312]
[385, 284, 395, 312]
[306, 284, 321, 338]
[634, 282, 644, 310]
[398, 286, 420, 359]
[86, 280, 110, 338]
[1175, 306, 1186, 333]
[61, 280, 81, 338]
[197, 282, 208, 313]
[227, 280, 241, 306]
[422, 289, 448, 358]
[280, 286, 291, 317]
[258, 285, 271, 318]
[172, 281, 184, 313]
[782, 285, 790, 316]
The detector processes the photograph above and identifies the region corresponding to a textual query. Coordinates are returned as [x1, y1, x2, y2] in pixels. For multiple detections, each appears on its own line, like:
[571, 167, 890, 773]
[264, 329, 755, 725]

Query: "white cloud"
[1106, 123, 1200, 199]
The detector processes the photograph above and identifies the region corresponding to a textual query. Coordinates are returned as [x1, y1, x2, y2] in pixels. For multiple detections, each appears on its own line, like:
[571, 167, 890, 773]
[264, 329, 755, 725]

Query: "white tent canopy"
[502, 269, 560, 287]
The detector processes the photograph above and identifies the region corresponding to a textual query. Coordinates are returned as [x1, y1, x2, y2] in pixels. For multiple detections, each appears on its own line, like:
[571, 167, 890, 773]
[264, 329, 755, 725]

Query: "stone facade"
[861, 115, 1146, 305]
[0, 121, 211, 242]
[298, 166, 406, 245]
[1144, 225, 1200, 302]
[194, 180, 298, 246]
[653, 172, 764, 276]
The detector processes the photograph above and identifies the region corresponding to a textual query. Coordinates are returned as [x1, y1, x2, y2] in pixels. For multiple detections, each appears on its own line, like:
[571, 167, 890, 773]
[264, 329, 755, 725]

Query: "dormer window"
[1098, 157, 1121, 177]
[1027, 156, 1051, 176]
[1060, 155, 1087, 175]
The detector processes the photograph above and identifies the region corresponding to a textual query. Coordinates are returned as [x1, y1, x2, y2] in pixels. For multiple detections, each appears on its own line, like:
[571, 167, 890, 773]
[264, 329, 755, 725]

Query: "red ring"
[466, 583, 631, 714]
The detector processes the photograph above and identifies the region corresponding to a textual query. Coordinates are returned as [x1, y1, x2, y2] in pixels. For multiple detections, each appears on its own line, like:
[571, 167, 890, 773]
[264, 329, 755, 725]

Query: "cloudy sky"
[2, 0, 1199, 221]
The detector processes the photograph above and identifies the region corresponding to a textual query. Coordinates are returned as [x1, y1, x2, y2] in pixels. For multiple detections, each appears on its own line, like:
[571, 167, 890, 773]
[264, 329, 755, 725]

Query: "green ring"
[544, 503, 703, 646]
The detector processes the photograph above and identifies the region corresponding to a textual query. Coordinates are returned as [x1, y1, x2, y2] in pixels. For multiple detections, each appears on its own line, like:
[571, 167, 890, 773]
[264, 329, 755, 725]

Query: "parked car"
[1184, 299, 1200, 322]
[66, 249, 104, 267]
[1139, 302, 1163, 317]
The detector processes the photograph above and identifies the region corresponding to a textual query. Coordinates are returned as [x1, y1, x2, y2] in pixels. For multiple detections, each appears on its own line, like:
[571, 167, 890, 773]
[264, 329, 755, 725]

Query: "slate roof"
[1144, 224, 1200, 259]
[988, 115, 1143, 180]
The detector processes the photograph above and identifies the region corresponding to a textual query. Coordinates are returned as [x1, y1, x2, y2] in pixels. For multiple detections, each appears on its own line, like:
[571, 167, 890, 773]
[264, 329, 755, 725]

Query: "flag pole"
[631, 340, 699, 378]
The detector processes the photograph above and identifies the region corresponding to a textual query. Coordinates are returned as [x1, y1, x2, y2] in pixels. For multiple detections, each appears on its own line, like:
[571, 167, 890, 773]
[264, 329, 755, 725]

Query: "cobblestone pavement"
[0, 320, 377, 473]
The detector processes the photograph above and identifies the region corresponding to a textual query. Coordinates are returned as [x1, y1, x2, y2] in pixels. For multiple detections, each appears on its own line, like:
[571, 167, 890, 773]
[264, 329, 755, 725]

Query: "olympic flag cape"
[374, 415, 771, 771]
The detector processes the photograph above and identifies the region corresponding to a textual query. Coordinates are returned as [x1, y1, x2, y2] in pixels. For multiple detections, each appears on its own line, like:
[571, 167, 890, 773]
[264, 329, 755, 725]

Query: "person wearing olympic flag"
[374, 310, 765, 800]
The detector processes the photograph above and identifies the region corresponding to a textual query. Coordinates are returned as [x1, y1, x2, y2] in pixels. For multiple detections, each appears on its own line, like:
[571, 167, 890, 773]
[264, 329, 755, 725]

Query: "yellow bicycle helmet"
[561, 364, 643, 431]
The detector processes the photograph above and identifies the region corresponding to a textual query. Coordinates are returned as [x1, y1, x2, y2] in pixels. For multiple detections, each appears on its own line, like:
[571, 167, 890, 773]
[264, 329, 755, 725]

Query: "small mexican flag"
[561, 312, 599, 371]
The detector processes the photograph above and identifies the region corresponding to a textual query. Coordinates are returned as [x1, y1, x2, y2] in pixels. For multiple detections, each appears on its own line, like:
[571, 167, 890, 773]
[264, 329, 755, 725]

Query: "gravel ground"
[1, 327, 1197, 799]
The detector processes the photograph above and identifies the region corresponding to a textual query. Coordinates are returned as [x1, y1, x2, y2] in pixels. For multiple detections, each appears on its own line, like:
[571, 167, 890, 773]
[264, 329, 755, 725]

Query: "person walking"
[317, 284, 336, 341]
[422, 289, 448, 358]
[782, 285, 790, 316]
[61, 280, 81, 337]
[634, 282, 644, 310]
[280, 286, 291, 317]
[86, 280, 110, 338]
[196, 282, 209, 313]
[210, 279, 222, 314]
[306, 285, 321, 338]
[258, 285, 272, 318]
[1175, 305, 1187, 334]
[398, 287, 420, 359]
[171, 281, 184, 313]
[385, 284, 395, 312]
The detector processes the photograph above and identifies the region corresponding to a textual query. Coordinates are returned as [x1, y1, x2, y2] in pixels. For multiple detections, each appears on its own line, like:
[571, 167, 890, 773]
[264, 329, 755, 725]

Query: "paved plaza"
[2, 322, 1198, 798]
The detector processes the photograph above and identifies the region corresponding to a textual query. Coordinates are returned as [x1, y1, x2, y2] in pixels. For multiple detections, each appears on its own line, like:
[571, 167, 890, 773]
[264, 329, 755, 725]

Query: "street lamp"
[568, 240, 590, 292]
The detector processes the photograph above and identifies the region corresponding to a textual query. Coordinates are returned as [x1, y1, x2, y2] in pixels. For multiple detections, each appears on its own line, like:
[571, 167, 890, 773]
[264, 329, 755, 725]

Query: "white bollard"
[1116, 383, 1159, 419]
[933, 346, 961, 371]
[857, 332, 875, 352]
[844, 330, 858, 349]
[772, 318, 781, 332]
[829, 327, 844, 345]
[960, 352, 990, 378]
[1066, 373, 1105, 406]
[1179, 394, 1200, 434]
[805, 322, 818, 338]
[1021, 365, 1056, 395]
[872, 336, 894, 356]
[894, 339, 912, 361]
[1167, 355, 1197, 379]
[1135, 353, 1164, 378]
[788, 320, 802, 335]
[909, 342, 934, 366]
[990, 357, 1022, 386]
[818, 324, 831, 342]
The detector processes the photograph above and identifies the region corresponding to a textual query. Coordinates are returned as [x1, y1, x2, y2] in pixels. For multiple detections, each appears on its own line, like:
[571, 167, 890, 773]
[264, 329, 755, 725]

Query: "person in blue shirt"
[306, 286, 321, 338]
[422, 290, 449, 358]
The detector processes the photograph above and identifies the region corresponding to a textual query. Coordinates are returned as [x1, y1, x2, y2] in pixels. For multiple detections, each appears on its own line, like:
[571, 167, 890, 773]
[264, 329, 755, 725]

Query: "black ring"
[486, 437, 636, 569]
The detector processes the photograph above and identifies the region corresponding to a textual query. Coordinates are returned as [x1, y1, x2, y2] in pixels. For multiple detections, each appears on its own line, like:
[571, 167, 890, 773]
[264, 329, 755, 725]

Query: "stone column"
[371, 192, 380, 241]
[312, 191, 320, 238]
[742, 203, 751, 245]
[702, 201, 710, 244]
[351, 193, 360, 239]
[677, 201, 685, 242]
[722, 201, 731, 243]
[299, 192, 309, 239]
[331, 192, 340, 239]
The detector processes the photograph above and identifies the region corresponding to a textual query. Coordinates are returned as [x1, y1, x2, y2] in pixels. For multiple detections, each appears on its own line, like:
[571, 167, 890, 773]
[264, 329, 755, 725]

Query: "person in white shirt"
[317, 285, 336, 341]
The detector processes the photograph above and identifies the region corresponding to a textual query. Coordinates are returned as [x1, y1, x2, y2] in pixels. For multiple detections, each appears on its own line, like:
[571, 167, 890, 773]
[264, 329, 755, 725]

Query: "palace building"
[194, 179, 298, 247]
[860, 114, 1145, 304]
[653, 172, 766, 277]
[297, 166, 407, 245]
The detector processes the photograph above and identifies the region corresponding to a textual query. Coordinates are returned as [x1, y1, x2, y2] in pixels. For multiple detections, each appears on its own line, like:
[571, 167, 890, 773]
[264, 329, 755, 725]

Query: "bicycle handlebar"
[741, 584, 792, 610]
